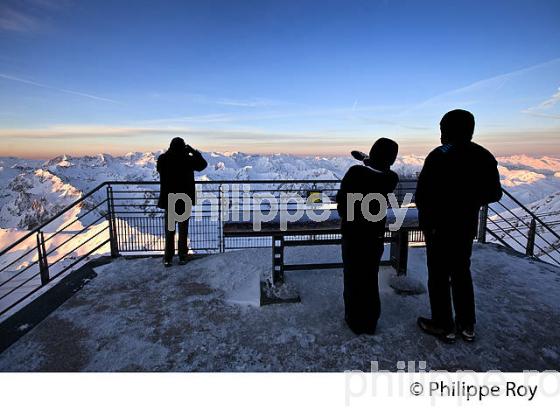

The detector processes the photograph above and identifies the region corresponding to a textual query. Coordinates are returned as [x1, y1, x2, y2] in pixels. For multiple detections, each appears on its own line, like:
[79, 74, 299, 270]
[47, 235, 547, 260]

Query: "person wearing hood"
[415, 109, 502, 343]
[336, 138, 399, 335]
[157, 137, 208, 267]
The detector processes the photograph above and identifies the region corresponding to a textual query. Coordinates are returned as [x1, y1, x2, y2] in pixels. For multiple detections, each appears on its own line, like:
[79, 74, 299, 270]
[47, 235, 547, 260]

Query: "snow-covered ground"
[1, 243, 558, 372]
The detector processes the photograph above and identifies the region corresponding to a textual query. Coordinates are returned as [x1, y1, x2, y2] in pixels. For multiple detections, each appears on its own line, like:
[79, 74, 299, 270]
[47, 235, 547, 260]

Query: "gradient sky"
[0, 0, 559, 158]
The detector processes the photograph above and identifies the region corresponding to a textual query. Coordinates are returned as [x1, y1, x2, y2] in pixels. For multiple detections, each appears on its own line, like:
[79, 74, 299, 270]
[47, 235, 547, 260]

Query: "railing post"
[390, 229, 409, 276]
[478, 205, 488, 244]
[272, 234, 284, 285]
[218, 183, 225, 253]
[106, 185, 119, 257]
[36, 231, 50, 286]
[526, 218, 537, 257]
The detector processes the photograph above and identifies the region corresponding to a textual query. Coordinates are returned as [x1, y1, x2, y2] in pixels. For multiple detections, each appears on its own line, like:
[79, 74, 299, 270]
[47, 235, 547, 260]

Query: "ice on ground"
[0, 243, 559, 372]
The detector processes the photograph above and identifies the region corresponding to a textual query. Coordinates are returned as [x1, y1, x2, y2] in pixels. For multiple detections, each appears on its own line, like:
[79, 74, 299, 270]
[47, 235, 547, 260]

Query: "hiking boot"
[178, 254, 191, 265]
[457, 324, 476, 342]
[345, 316, 377, 336]
[164, 260, 173, 268]
[417, 317, 456, 344]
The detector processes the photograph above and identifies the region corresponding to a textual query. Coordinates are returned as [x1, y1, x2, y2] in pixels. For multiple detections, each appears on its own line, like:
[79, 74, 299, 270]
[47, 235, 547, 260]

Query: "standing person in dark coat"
[157, 137, 208, 267]
[336, 138, 399, 335]
[416, 109, 502, 343]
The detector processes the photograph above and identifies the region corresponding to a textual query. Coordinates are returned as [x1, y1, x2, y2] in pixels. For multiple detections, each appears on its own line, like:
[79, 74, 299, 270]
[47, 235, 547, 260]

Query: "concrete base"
[260, 280, 301, 305]
[389, 274, 426, 295]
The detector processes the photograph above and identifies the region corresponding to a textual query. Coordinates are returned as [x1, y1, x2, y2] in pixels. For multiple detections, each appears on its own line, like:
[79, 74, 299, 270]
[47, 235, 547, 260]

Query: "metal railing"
[0, 182, 111, 318]
[479, 190, 560, 266]
[1, 178, 558, 318]
[108, 179, 419, 253]
[0, 179, 418, 317]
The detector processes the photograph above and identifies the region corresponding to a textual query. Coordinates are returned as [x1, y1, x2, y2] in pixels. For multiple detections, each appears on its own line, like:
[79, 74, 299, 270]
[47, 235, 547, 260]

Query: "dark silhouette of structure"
[415, 109, 502, 343]
[336, 138, 399, 335]
[157, 137, 208, 266]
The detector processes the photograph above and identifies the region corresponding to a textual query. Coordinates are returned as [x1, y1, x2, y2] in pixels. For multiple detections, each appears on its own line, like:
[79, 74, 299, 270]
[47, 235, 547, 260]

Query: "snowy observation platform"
[0, 243, 559, 372]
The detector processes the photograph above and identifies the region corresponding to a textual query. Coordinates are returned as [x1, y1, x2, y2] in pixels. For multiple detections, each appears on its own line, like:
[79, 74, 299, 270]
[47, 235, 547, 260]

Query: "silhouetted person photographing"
[157, 137, 208, 267]
[336, 138, 399, 335]
[416, 110, 502, 343]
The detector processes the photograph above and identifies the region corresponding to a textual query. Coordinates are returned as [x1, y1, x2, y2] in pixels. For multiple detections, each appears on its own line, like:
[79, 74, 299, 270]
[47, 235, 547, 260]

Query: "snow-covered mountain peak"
[498, 155, 560, 174]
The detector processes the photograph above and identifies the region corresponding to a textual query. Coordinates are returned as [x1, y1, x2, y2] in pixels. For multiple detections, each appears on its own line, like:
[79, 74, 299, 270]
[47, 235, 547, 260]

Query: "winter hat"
[366, 137, 399, 171]
[440, 109, 475, 143]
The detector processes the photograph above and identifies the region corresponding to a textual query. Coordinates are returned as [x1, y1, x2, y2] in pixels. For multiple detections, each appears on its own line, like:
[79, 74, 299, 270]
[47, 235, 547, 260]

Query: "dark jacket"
[415, 141, 502, 237]
[336, 164, 399, 236]
[157, 147, 208, 210]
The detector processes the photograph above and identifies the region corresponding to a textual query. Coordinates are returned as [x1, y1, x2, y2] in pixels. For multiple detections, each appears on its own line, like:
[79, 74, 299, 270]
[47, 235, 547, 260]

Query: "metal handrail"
[486, 217, 528, 250]
[500, 189, 560, 242]
[488, 205, 530, 240]
[489, 199, 560, 248]
[0, 182, 109, 258]
[484, 190, 560, 263]
[43, 198, 108, 244]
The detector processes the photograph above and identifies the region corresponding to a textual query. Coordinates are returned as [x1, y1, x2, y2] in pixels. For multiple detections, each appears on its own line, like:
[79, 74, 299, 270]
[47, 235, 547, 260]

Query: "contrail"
[0, 73, 120, 104]
[403, 57, 560, 114]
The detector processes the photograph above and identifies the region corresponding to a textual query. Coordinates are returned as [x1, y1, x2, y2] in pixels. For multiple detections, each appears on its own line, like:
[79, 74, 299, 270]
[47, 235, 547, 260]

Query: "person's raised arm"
[186, 145, 208, 172]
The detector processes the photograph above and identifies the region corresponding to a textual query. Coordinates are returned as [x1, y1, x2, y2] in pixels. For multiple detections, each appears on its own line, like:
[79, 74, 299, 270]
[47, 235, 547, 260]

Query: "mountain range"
[0, 152, 559, 234]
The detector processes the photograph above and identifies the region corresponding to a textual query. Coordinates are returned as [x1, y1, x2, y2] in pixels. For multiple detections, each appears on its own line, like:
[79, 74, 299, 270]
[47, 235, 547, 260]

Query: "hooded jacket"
[415, 141, 502, 237]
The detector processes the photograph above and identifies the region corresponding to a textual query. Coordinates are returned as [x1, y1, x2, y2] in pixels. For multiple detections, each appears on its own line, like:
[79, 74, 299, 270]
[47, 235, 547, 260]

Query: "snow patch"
[187, 250, 263, 306]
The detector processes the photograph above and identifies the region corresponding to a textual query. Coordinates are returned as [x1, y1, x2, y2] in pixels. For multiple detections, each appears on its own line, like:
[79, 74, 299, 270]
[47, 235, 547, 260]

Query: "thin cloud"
[135, 114, 236, 125]
[0, 73, 121, 104]
[521, 110, 560, 120]
[0, 0, 70, 33]
[26, 0, 71, 10]
[526, 86, 560, 111]
[523, 84, 560, 120]
[2, 124, 559, 158]
[151, 92, 287, 109]
[215, 98, 276, 108]
[0, 6, 39, 32]
[0, 124, 374, 146]
[0, 124, 300, 141]
[540, 87, 560, 109]
[407, 57, 560, 113]
[0, 125, 220, 140]
[134, 103, 409, 128]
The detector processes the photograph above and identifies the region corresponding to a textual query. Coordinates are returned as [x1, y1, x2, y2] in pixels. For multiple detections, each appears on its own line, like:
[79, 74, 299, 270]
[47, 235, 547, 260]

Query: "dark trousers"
[425, 230, 475, 330]
[164, 210, 189, 262]
[341, 232, 384, 334]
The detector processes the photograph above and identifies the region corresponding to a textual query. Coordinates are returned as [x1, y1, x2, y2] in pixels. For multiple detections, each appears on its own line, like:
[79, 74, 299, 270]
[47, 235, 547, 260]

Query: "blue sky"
[0, 0, 559, 158]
